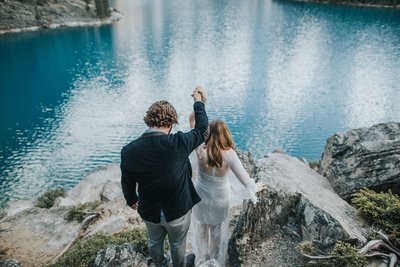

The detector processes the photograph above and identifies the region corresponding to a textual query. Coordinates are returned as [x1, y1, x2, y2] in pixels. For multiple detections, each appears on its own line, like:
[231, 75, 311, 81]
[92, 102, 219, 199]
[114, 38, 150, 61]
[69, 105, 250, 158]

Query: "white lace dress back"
[189, 146, 259, 265]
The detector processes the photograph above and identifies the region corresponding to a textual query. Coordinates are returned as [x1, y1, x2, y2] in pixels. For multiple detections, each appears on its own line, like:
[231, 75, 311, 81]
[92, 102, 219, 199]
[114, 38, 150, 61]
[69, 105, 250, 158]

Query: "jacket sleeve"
[180, 101, 209, 152]
[120, 147, 138, 206]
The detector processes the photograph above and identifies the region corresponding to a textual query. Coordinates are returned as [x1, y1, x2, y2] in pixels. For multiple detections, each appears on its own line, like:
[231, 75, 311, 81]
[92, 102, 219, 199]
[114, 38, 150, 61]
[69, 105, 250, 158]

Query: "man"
[121, 87, 208, 267]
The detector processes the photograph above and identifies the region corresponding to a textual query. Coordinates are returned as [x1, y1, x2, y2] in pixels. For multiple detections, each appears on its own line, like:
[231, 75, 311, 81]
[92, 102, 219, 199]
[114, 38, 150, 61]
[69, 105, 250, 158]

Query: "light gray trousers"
[143, 210, 192, 267]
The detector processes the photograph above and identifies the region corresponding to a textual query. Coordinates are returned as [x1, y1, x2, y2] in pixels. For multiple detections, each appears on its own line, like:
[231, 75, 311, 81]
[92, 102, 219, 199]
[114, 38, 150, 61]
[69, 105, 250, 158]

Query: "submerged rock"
[229, 152, 370, 266]
[319, 122, 400, 200]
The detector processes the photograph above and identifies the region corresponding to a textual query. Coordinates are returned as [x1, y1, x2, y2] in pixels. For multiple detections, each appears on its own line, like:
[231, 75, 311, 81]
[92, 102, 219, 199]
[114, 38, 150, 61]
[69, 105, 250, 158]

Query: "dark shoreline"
[275, 0, 400, 8]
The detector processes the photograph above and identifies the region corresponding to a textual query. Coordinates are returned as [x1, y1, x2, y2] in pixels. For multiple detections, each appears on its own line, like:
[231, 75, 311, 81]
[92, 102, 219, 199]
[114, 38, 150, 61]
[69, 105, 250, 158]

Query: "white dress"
[190, 147, 259, 265]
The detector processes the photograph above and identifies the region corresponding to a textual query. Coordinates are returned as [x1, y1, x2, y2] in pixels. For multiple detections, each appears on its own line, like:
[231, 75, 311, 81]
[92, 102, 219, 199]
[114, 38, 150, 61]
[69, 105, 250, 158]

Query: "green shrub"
[352, 188, 400, 235]
[326, 241, 367, 267]
[297, 241, 316, 255]
[117, 228, 149, 255]
[298, 241, 367, 267]
[65, 201, 101, 222]
[35, 187, 66, 208]
[53, 228, 148, 267]
[53, 232, 114, 267]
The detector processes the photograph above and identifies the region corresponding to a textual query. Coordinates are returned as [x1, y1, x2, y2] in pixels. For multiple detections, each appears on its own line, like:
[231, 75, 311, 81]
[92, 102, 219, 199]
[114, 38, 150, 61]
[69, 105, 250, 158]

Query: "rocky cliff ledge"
[1, 122, 399, 267]
[0, 0, 122, 34]
[228, 152, 369, 266]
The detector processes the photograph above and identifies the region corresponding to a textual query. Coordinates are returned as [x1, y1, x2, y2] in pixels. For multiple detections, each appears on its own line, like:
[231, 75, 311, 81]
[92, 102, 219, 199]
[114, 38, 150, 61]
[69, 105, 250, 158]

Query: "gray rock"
[236, 150, 256, 176]
[56, 165, 121, 206]
[93, 243, 147, 267]
[0, 259, 21, 267]
[229, 152, 370, 266]
[86, 213, 133, 235]
[4, 200, 34, 217]
[101, 180, 125, 202]
[0, 206, 81, 266]
[319, 122, 400, 199]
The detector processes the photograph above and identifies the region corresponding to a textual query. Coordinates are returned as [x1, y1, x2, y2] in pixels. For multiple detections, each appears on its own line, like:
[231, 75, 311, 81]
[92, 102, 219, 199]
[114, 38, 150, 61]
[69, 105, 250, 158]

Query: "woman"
[189, 115, 266, 265]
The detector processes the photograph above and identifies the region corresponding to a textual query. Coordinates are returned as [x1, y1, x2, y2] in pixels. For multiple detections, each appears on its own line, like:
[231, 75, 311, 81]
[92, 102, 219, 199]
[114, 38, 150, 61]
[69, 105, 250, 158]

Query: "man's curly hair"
[143, 100, 178, 128]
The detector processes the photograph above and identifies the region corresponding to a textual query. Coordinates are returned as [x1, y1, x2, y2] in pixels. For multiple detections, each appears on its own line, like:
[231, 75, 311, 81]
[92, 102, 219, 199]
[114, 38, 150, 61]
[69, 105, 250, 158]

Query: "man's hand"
[129, 202, 139, 210]
[192, 86, 207, 103]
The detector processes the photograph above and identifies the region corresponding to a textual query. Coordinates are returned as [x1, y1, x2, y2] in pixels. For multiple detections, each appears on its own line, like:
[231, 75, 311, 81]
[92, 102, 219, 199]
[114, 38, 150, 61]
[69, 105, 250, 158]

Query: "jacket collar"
[141, 129, 167, 138]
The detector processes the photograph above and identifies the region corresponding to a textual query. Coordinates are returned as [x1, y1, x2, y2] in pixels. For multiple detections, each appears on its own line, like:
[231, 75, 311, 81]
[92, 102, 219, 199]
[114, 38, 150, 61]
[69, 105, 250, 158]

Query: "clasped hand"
[256, 181, 267, 192]
[130, 202, 138, 210]
[192, 86, 207, 103]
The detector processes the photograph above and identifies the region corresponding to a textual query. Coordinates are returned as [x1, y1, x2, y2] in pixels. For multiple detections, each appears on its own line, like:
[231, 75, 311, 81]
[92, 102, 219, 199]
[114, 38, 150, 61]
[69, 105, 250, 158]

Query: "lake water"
[0, 0, 399, 207]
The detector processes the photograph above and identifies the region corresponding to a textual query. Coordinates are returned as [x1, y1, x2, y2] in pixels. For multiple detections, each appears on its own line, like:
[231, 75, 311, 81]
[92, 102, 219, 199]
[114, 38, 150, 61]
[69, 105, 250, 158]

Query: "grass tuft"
[35, 187, 66, 209]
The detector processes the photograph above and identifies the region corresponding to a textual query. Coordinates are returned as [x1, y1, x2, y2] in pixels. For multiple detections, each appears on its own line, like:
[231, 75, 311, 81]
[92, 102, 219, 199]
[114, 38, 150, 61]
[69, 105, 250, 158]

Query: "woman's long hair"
[206, 120, 235, 167]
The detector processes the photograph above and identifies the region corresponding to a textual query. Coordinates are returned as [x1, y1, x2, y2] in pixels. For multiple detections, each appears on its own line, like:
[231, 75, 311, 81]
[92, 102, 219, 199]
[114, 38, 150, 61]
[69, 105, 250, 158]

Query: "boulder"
[55, 165, 122, 206]
[319, 122, 400, 199]
[101, 180, 124, 202]
[93, 243, 147, 267]
[229, 152, 370, 266]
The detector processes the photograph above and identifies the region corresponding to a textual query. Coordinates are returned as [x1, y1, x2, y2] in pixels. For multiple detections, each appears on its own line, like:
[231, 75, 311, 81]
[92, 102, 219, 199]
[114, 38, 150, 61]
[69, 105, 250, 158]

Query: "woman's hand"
[129, 202, 139, 210]
[256, 181, 267, 192]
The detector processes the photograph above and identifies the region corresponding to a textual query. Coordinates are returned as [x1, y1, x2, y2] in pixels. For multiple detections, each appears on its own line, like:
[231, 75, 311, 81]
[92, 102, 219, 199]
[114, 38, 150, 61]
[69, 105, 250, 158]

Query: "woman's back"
[196, 145, 232, 178]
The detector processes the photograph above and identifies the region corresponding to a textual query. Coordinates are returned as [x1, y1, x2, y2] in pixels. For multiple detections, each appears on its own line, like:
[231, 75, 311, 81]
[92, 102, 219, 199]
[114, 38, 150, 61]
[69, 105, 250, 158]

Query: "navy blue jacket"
[121, 101, 208, 223]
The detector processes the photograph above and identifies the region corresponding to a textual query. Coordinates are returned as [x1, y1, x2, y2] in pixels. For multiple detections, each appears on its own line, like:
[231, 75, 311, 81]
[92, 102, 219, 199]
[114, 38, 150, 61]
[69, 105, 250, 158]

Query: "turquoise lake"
[0, 0, 400, 207]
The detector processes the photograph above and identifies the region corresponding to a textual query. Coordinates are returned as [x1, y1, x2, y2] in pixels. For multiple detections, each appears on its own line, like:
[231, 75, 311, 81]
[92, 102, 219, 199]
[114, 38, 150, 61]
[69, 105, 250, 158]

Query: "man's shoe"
[147, 258, 154, 267]
[147, 254, 170, 267]
[185, 253, 196, 267]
